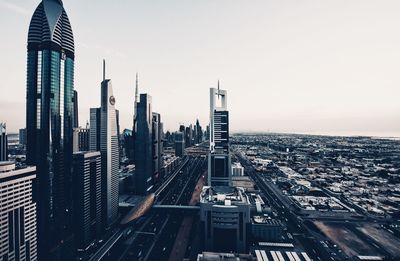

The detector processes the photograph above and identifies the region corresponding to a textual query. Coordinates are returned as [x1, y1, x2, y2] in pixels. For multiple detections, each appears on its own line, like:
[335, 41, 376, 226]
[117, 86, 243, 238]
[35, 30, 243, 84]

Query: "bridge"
[152, 205, 200, 211]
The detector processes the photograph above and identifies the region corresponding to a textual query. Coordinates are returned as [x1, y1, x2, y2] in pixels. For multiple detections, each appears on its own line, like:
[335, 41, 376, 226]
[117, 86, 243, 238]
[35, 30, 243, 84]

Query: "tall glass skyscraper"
[26, 0, 75, 259]
[208, 85, 232, 187]
[89, 62, 119, 227]
[100, 78, 120, 226]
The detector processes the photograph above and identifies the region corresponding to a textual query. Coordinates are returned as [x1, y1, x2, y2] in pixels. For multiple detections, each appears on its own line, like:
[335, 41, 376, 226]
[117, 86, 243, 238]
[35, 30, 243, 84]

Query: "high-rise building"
[89, 62, 119, 228]
[122, 129, 134, 161]
[0, 123, 7, 161]
[73, 127, 90, 152]
[19, 128, 27, 146]
[133, 73, 139, 133]
[185, 126, 192, 148]
[195, 119, 203, 144]
[205, 125, 210, 141]
[208, 85, 231, 186]
[73, 90, 79, 128]
[0, 162, 37, 260]
[26, 0, 75, 259]
[72, 152, 102, 250]
[129, 73, 139, 164]
[89, 108, 101, 151]
[98, 61, 119, 227]
[152, 113, 163, 181]
[200, 85, 250, 253]
[174, 132, 185, 157]
[135, 94, 153, 194]
[116, 109, 123, 164]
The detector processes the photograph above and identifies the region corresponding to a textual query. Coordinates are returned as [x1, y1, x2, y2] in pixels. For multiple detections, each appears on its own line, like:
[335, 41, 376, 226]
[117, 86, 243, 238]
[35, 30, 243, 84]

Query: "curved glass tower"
[26, 0, 75, 259]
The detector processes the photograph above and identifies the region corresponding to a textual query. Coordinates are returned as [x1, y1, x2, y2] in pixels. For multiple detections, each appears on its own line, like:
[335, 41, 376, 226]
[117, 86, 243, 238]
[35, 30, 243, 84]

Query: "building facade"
[73, 127, 90, 152]
[0, 162, 37, 260]
[19, 128, 27, 146]
[26, 0, 75, 259]
[73, 90, 79, 128]
[72, 152, 102, 250]
[208, 86, 232, 186]
[135, 94, 154, 194]
[99, 78, 119, 227]
[200, 186, 250, 253]
[174, 132, 185, 157]
[232, 162, 245, 177]
[152, 113, 163, 181]
[122, 129, 134, 161]
[89, 108, 101, 152]
[88, 63, 119, 228]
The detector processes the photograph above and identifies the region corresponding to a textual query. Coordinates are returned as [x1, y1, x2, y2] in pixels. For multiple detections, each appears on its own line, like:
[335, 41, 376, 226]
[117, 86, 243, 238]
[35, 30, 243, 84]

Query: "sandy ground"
[314, 221, 379, 257]
[357, 224, 400, 257]
[168, 174, 206, 261]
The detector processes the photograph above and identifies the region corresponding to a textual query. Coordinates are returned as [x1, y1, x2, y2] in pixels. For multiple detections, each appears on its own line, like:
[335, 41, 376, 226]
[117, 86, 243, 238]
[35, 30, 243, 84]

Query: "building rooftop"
[200, 186, 249, 205]
[197, 252, 255, 261]
[0, 161, 15, 172]
[252, 216, 282, 226]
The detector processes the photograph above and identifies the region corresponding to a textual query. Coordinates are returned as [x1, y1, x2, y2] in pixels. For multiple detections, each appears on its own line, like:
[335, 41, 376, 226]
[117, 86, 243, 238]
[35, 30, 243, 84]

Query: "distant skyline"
[1, 0, 400, 137]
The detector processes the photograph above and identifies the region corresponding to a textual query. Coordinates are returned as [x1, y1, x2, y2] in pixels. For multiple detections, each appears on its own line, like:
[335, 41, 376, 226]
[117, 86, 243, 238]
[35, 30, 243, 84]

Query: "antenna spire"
[217, 80, 220, 100]
[103, 59, 106, 81]
[133, 72, 139, 131]
[135, 72, 139, 98]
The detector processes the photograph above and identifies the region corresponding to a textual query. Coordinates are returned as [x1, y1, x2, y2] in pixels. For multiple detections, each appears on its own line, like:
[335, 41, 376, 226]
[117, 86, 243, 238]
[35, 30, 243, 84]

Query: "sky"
[0, 0, 400, 137]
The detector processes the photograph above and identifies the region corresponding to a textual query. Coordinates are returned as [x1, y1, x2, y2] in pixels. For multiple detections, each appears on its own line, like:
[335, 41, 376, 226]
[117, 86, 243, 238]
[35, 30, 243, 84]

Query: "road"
[116, 156, 207, 261]
[235, 152, 347, 261]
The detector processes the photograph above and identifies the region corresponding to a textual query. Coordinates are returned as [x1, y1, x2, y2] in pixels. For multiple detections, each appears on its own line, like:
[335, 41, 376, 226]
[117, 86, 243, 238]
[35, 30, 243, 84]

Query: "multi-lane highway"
[117, 156, 206, 261]
[86, 156, 206, 261]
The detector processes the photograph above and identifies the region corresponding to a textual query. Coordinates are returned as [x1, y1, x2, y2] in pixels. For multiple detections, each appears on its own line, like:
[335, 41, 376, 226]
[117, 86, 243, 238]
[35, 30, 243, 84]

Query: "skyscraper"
[122, 129, 134, 161]
[19, 128, 27, 146]
[26, 0, 75, 259]
[73, 90, 79, 128]
[185, 126, 192, 148]
[0, 162, 38, 260]
[72, 151, 102, 250]
[135, 94, 154, 195]
[208, 84, 232, 186]
[174, 132, 185, 157]
[152, 113, 163, 181]
[73, 127, 90, 152]
[98, 61, 119, 227]
[200, 85, 250, 253]
[195, 119, 203, 144]
[133, 73, 139, 133]
[89, 108, 101, 151]
[0, 123, 7, 161]
[130, 73, 139, 164]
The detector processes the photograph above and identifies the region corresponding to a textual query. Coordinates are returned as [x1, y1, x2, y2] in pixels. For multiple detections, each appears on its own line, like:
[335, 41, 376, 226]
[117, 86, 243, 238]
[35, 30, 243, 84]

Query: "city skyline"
[1, 0, 400, 137]
[1, 1, 400, 260]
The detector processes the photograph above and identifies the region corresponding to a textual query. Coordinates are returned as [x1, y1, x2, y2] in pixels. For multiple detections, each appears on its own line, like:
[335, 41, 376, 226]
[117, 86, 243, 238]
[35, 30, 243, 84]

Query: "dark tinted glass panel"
[239, 213, 243, 240]
[214, 228, 236, 252]
[26, 241, 30, 261]
[214, 157, 227, 177]
[20, 207, 25, 245]
[8, 211, 14, 252]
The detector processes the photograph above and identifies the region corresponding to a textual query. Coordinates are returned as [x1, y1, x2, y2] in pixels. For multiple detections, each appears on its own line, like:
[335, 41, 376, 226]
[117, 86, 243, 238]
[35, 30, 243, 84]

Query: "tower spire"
[217, 80, 220, 100]
[103, 59, 106, 81]
[133, 72, 139, 131]
[135, 72, 139, 101]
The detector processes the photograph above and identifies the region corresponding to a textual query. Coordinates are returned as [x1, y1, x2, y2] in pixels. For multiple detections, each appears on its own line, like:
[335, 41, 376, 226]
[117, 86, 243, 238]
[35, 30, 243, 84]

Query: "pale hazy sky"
[1, 0, 400, 137]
